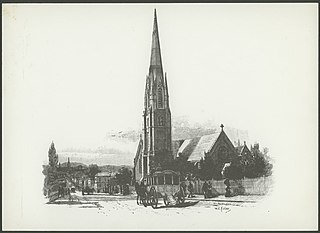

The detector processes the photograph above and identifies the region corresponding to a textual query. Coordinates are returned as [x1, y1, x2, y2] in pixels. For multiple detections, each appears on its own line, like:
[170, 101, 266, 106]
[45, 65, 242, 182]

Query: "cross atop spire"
[150, 8, 163, 72]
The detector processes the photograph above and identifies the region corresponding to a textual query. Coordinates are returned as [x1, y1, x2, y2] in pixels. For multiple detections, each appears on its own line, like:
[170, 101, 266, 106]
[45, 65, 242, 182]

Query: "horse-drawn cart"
[136, 170, 187, 209]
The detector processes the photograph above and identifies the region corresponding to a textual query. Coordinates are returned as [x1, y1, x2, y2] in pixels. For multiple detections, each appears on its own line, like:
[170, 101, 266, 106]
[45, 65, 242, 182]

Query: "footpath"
[185, 194, 265, 203]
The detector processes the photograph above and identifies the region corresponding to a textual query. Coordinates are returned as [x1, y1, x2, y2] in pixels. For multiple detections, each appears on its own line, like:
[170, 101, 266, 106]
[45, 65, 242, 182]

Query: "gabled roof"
[235, 143, 250, 156]
[188, 133, 220, 162]
[173, 132, 221, 162]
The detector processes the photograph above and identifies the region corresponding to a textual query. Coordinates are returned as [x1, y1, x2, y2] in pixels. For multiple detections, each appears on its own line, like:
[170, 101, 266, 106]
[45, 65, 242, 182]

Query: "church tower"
[142, 9, 172, 176]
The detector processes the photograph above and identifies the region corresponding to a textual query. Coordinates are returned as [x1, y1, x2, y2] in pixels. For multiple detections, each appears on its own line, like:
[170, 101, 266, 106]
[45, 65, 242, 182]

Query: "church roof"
[235, 143, 250, 156]
[174, 132, 221, 162]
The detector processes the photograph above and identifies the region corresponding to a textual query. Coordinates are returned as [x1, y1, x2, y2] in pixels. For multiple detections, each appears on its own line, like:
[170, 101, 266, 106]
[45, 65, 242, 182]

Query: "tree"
[116, 167, 133, 185]
[197, 154, 226, 181]
[116, 167, 133, 194]
[87, 164, 101, 180]
[243, 146, 273, 178]
[171, 156, 196, 180]
[223, 156, 244, 180]
[48, 141, 58, 168]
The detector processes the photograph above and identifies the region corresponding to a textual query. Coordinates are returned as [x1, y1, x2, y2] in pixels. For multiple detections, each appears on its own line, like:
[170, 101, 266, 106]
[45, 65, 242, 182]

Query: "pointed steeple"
[150, 9, 163, 73]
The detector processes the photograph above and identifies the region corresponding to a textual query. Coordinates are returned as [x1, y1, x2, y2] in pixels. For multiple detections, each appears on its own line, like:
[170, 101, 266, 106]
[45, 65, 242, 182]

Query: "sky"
[4, 4, 317, 152]
[2, 4, 318, 229]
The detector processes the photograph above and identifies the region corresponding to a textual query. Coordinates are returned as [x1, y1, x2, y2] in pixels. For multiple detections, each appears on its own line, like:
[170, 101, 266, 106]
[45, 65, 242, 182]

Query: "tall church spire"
[136, 9, 172, 179]
[150, 9, 163, 73]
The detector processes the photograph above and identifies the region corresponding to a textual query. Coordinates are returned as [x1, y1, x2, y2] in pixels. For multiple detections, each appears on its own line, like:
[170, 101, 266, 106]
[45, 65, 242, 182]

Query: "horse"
[135, 182, 147, 205]
[174, 185, 186, 204]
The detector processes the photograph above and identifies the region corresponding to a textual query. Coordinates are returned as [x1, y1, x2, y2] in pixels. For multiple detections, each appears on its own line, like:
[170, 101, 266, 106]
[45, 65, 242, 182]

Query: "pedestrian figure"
[202, 181, 209, 199]
[187, 182, 194, 198]
[224, 179, 232, 197]
[140, 181, 147, 195]
[140, 181, 148, 207]
[206, 181, 213, 198]
[180, 181, 187, 197]
[68, 188, 73, 201]
[58, 186, 62, 198]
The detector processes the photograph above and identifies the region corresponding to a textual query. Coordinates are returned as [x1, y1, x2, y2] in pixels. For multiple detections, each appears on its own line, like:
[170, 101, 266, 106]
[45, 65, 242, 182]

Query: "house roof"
[95, 172, 114, 177]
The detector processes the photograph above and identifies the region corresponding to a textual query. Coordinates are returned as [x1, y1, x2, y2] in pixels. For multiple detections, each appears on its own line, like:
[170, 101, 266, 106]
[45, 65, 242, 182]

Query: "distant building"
[95, 172, 116, 193]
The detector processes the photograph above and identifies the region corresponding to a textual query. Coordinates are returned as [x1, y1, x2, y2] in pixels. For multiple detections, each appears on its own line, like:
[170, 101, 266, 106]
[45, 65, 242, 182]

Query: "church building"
[133, 10, 241, 182]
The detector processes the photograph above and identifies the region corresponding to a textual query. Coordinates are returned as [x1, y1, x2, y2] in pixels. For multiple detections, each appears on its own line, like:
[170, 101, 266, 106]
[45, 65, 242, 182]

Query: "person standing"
[207, 181, 213, 198]
[224, 179, 232, 197]
[181, 181, 187, 197]
[188, 182, 194, 198]
[202, 181, 208, 199]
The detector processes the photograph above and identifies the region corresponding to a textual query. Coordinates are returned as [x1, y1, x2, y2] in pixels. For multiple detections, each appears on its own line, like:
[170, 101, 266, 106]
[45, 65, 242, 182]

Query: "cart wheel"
[151, 196, 158, 209]
[163, 194, 170, 206]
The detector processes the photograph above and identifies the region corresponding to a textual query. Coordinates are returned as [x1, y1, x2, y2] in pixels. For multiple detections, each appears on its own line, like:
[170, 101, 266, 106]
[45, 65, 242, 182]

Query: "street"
[48, 191, 263, 216]
[39, 192, 272, 230]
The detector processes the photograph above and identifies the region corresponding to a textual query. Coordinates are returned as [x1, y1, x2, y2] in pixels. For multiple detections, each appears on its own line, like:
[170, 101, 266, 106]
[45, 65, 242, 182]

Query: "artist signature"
[214, 206, 231, 213]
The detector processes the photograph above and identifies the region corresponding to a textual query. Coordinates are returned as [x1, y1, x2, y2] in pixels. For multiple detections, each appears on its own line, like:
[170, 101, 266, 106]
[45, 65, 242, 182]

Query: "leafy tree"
[48, 141, 58, 168]
[197, 154, 227, 181]
[223, 156, 244, 180]
[87, 164, 101, 180]
[116, 167, 132, 195]
[170, 156, 196, 180]
[243, 146, 273, 178]
[198, 156, 214, 180]
[116, 167, 133, 193]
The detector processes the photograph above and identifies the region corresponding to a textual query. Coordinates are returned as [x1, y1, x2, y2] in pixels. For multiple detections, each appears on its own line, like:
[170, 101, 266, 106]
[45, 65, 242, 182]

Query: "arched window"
[157, 87, 163, 108]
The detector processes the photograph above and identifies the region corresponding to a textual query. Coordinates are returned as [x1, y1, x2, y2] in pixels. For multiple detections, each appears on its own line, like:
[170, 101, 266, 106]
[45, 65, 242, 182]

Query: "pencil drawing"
[42, 8, 273, 214]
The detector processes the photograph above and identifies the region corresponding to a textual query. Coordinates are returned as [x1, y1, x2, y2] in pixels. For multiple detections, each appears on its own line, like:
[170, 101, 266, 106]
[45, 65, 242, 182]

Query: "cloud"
[57, 115, 250, 167]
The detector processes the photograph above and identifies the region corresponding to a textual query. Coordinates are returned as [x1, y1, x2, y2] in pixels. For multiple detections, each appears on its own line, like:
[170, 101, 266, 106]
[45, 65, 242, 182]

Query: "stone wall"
[193, 176, 274, 196]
